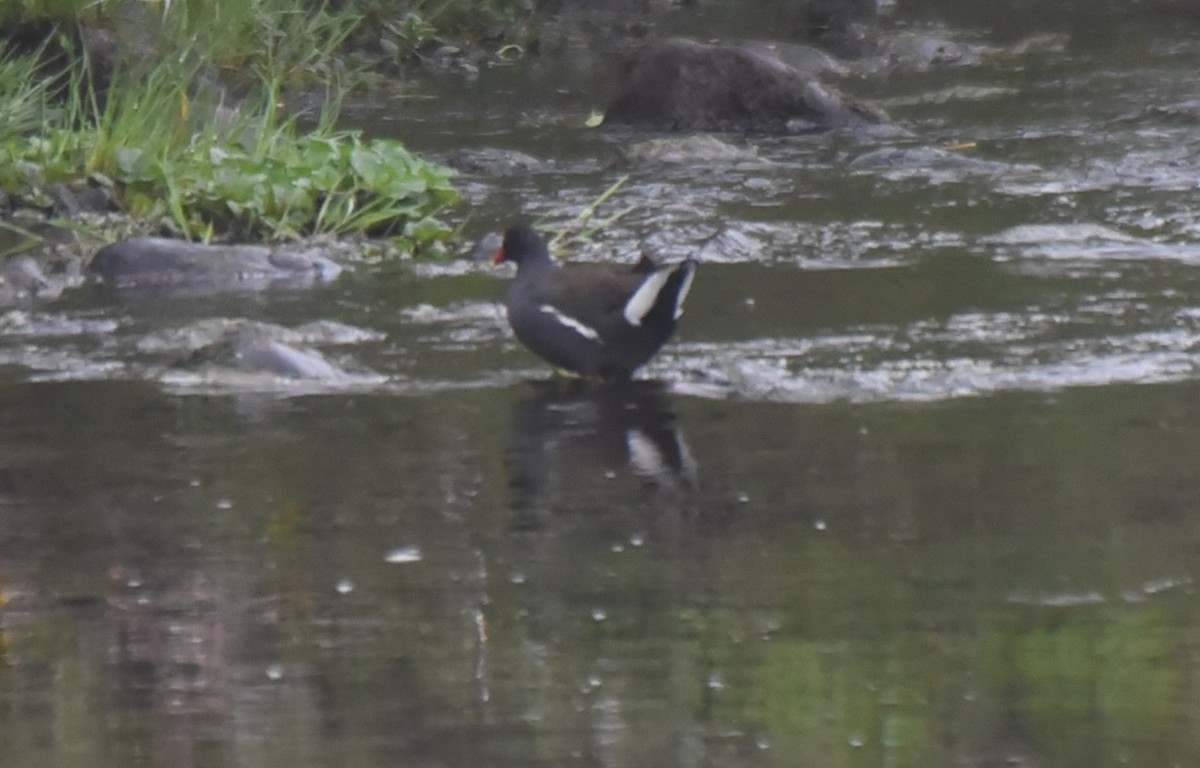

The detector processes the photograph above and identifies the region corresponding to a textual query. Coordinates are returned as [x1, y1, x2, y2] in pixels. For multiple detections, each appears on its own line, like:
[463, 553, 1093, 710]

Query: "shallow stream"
[2, 3, 1200, 766]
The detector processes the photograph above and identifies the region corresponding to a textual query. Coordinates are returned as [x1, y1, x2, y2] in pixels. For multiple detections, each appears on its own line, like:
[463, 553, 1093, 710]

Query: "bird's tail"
[623, 259, 696, 327]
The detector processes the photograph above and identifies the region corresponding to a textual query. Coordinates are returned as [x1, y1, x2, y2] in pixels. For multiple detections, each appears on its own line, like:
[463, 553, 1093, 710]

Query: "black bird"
[493, 223, 696, 380]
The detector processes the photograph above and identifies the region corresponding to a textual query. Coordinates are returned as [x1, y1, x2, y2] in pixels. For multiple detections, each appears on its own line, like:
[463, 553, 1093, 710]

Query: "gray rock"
[48, 181, 114, 218]
[229, 327, 344, 380]
[876, 32, 983, 72]
[444, 148, 545, 176]
[848, 145, 1041, 181]
[138, 318, 382, 366]
[2, 256, 50, 293]
[624, 135, 762, 164]
[89, 237, 343, 293]
[697, 228, 764, 263]
[165, 321, 360, 380]
[735, 40, 849, 79]
[0, 256, 64, 303]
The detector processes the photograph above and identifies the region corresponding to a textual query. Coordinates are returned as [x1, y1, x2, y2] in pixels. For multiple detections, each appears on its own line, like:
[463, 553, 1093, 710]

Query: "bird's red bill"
[492, 248, 506, 265]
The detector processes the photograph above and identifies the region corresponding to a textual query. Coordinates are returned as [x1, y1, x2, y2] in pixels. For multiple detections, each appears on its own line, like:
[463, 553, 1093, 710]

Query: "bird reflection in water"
[503, 379, 697, 527]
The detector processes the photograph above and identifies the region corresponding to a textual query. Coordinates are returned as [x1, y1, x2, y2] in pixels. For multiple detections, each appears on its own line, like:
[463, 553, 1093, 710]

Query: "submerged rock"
[0, 255, 67, 304]
[624, 135, 763, 164]
[171, 321, 369, 380]
[696, 228, 764, 263]
[848, 145, 1042, 181]
[444, 148, 545, 176]
[140, 318, 382, 357]
[89, 237, 343, 293]
[228, 327, 345, 380]
[1, 256, 51, 294]
[604, 38, 886, 134]
[877, 32, 983, 71]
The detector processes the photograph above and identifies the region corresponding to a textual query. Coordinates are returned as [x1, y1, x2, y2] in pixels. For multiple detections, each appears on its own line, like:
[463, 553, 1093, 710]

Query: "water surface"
[3, 4, 1200, 767]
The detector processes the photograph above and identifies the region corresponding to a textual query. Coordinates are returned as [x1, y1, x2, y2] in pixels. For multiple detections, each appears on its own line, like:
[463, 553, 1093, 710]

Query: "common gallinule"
[494, 223, 696, 380]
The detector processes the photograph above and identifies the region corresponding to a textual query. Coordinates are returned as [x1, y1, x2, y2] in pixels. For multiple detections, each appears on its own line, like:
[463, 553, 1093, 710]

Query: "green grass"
[0, 0, 504, 250]
[0, 41, 54, 144]
[0, 0, 557, 250]
[0, 0, 117, 24]
[162, 0, 363, 86]
[0, 39, 459, 247]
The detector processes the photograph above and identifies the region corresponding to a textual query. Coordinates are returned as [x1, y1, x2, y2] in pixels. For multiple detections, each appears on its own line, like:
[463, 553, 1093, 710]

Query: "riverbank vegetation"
[0, 0, 531, 250]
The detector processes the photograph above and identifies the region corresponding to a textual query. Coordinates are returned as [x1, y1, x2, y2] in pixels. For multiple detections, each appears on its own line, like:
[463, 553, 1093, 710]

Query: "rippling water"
[3, 4, 1200, 768]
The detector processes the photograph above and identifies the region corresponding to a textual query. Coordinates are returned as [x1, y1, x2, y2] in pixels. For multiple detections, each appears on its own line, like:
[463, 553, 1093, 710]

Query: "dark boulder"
[604, 38, 886, 134]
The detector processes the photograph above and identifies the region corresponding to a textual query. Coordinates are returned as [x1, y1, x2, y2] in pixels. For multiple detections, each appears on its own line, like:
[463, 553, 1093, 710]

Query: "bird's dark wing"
[531, 266, 644, 332]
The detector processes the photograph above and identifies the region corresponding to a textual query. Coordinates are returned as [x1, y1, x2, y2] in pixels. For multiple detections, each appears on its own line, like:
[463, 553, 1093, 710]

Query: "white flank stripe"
[674, 262, 696, 320]
[622, 269, 674, 326]
[539, 304, 601, 341]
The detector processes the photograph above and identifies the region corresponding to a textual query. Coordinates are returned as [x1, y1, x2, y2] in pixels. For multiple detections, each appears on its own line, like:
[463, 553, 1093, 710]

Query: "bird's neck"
[516, 251, 554, 277]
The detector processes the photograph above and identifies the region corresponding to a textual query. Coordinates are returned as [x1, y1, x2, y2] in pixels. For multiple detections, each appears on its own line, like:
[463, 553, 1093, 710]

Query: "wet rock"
[0, 255, 65, 304]
[848, 145, 1040, 182]
[48, 180, 115, 218]
[89, 237, 343, 293]
[981, 223, 1199, 265]
[877, 32, 982, 71]
[170, 322, 360, 380]
[603, 38, 887, 134]
[0, 309, 120, 338]
[291, 320, 387, 345]
[987, 223, 1140, 246]
[624, 135, 763, 164]
[139, 318, 383, 357]
[735, 40, 849, 79]
[2, 257, 51, 294]
[696, 228, 764, 263]
[0, 283, 22, 308]
[1121, 99, 1200, 126]
[415, 40, 481, 78]
[879, 85, 1018, 108]
[444, 148, 545, 176]
[136, 318, 244, 355]
[228, 328, 345, 380]
[1005, 33, 1069, 58]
